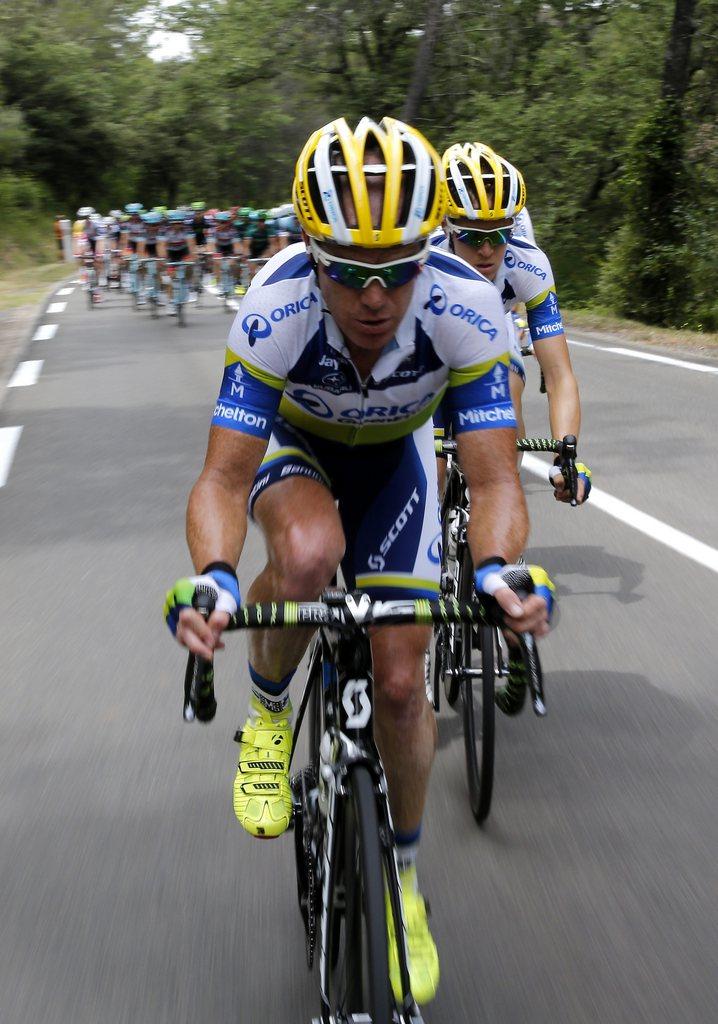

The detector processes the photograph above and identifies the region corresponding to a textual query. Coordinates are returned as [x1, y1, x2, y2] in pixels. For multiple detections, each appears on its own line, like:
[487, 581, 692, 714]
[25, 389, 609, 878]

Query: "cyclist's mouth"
[357, 317, 392, 336]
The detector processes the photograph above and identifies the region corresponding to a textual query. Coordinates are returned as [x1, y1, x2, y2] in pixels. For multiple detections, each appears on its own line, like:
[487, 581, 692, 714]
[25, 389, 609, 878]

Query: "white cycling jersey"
[432, 233, 564, 378]
[514, 207, 536, 245]
[213, 242, 514, 446]
[212, 242, 517, 601]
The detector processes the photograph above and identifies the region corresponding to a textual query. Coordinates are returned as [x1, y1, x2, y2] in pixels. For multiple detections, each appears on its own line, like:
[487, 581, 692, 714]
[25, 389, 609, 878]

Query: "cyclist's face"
[315, 240, 420, 352]
[314, 155, 417, 351]
[447, 216, 513, 281]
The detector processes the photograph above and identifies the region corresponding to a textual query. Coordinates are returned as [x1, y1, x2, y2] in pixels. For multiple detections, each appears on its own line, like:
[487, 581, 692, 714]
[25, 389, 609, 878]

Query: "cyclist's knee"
[274, 520, 344, 596]
[374, 634, 429, 720]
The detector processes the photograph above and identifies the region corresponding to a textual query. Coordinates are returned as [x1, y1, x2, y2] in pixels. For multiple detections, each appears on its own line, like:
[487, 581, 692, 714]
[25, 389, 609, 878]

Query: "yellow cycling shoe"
[387, 866, 440, 1005]
[233, 699, 293, 839]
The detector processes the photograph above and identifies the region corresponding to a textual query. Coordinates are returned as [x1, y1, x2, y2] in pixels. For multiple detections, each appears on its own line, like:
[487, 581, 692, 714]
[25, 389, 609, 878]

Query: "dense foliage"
[1, 0, 716, 326]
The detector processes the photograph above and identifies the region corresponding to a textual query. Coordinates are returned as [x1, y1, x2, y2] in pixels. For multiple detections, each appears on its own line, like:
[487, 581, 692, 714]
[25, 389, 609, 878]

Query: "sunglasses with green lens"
[447, 221, 514, 248]
[310, 239, 429, 290]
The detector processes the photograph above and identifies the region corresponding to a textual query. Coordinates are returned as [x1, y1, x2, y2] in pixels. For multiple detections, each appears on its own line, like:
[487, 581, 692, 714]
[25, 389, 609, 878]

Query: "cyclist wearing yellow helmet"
[165, 116, 553, 1005]
[435, 143, 589, 503]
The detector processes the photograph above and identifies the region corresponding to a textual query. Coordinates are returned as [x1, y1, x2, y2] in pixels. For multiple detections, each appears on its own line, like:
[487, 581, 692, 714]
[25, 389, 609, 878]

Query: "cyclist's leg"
[249, 474, 344, 678]
[335, 419, 441, 1001]
[233, 428, 344, 837]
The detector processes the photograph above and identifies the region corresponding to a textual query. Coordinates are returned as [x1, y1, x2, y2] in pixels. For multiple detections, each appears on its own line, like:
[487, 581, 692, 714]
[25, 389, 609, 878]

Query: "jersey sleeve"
[212, 303, 288, 440]
[440, 280, 517, 434]
[508, 243, 564, 342]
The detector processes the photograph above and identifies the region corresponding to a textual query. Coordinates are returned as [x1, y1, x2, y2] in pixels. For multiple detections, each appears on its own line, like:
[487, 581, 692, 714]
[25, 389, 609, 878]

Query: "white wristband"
[480, 571, 511, 597]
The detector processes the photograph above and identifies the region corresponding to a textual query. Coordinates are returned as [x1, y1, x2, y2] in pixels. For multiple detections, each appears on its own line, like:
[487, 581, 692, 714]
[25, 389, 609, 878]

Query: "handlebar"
[435, 434, 580, 505]
[226, 594, 494, 632]
[182, 586, 547, 721]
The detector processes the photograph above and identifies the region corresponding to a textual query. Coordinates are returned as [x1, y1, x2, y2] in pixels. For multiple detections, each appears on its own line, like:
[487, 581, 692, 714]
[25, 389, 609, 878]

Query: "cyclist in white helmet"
[435, 142, 590, 504]
[164, 116, 554, 1005]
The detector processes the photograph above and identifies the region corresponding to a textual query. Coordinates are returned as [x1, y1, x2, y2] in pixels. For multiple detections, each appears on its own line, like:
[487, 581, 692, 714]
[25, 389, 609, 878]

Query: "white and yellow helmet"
[293, 116, 446, 248]
[442, 142, 526, 221]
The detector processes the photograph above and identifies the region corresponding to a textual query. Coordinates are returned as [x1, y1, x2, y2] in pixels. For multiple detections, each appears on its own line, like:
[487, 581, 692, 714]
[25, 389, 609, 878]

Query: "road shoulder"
[0, 267, 74, 407]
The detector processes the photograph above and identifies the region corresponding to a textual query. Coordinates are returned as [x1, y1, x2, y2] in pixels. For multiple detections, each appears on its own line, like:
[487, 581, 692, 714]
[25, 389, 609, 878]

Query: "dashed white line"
[568, 337, 718, 374]
[8, 360, 44, 388]
[522, 454, 718, 574]
[48, 302, 67, 314]
[56, 287, 74, 296]
[0, 426, 23, 488]
[32, 324, 58, 342]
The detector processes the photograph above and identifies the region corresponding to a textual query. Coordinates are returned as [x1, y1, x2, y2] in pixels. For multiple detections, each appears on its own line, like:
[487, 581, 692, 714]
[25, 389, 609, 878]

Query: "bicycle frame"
[292, 606, 420, 1024]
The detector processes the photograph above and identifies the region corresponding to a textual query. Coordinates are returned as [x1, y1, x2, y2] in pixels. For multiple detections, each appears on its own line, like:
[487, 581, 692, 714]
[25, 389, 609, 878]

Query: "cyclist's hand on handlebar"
[163, 567, 240, 658]
[474, 562, 555, 638]
[550, 461, 592, 504]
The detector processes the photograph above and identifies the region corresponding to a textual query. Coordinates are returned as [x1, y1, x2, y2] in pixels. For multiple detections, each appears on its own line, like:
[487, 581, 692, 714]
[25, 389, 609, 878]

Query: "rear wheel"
[325, 765, 392, 1024]
[457, 542, 495, 823]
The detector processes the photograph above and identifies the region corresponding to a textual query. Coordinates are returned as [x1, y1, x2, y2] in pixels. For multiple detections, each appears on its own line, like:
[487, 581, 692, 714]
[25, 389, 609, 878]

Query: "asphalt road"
[1, 282, 717, 1024]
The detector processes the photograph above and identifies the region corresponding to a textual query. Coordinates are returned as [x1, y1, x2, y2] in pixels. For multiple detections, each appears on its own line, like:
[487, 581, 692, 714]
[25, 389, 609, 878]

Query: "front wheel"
[457, 542, 495, 823]
[324, 765, 392, 1024]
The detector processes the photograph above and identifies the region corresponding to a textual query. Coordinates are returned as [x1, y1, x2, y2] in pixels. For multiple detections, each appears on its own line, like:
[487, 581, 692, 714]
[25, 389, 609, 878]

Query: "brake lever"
[183, 587, 217, 723]
[520, 631, 547, 717]
[560, 434, 579, 508]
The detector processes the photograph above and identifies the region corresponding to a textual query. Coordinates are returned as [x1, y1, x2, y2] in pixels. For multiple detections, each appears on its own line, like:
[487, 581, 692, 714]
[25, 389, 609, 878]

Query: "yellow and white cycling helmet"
[442, 142, 526, 221]
[293, 116, 446, 248]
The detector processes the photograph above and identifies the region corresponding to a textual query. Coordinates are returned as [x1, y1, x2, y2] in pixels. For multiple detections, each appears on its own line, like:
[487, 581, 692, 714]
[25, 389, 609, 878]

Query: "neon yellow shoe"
[233, 698, 293, 839]
[387, 866, 440, 1004]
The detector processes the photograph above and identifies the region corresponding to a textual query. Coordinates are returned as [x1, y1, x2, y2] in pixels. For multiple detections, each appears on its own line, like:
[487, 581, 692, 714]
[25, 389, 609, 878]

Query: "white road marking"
[522, 454, 718, 574]
[568, 337, 718, 374]
[8, 360, 43, 388]
[57, 287, 74, 296]
[48, 302, 67, 314]
[0, 426, 23, 487]
[32, 324, 58, 342]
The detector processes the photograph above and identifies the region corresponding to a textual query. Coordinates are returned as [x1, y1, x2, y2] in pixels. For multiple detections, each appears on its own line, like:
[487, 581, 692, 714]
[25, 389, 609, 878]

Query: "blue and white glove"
[164, 562, 240, 636]
[474, 560, 555, 621]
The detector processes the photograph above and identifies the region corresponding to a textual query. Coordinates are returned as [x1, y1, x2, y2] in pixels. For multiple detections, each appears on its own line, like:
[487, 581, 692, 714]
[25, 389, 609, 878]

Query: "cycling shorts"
[86, 238, 97, 255]
[248, 416, 441, 601]
[129, 240, 139, 254]
[217, 245, 234, 258]
[250, 241, 269, 259]
[145, 243, 158, 258]
[166, 247, 190, 262]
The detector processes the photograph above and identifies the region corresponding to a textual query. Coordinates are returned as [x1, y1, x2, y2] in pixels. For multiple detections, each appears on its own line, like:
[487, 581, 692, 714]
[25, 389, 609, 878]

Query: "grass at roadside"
[0, 262, 73, 312]
[564, 307, 718, 356]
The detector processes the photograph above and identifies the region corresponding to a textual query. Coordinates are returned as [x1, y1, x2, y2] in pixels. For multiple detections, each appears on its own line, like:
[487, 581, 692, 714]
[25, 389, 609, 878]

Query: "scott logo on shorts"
[242, 313, 272, 345]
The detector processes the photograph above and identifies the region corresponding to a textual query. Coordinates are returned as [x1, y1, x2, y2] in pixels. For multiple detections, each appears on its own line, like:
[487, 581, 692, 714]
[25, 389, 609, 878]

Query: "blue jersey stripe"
[263, 252, 313, 286]
[427, 250, 483, 282]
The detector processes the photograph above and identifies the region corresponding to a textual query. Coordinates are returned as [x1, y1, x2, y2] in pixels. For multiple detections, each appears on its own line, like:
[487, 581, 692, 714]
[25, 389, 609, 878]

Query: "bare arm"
[534, 333, 589, 503]
[177, 426, 267, 656]
[187, 426, 267, 570]
[456, 426, 550, 636]
[457, 426, 527, 565]
[534, 333, 580, 439]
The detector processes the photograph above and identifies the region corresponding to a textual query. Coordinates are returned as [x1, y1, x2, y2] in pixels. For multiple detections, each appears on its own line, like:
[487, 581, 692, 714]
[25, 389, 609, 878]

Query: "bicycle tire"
[441, 502, 462, 708]
[457, 542, 495, 823]
[326, 765, 392, 1024]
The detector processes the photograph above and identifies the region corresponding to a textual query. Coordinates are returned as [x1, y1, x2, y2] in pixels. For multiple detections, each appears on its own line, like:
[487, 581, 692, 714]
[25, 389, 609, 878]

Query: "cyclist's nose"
[478, 239, 495, 258]
[360, 280, 387, 310]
